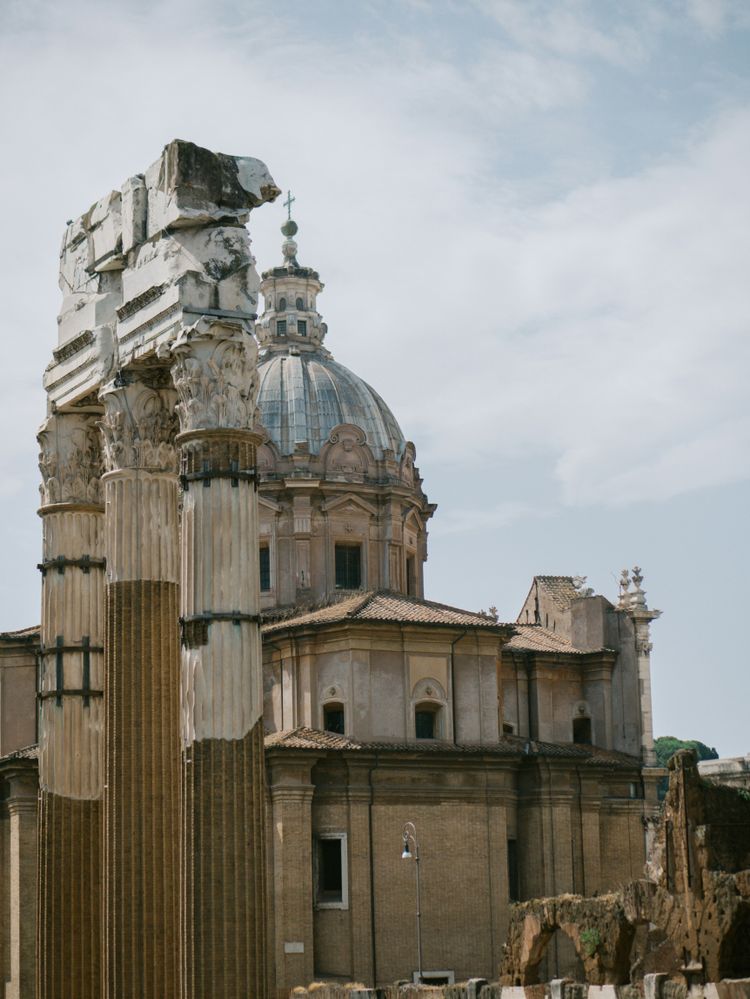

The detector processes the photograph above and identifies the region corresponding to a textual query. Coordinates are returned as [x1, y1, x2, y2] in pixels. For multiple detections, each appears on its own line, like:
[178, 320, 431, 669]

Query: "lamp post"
[401, 821, 423, 983]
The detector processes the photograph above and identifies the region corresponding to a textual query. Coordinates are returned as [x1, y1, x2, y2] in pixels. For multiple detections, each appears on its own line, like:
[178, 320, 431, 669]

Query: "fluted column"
[171, 318, 267, 999]
[36, 412, 105, 999]
[100, 370, 181, 999]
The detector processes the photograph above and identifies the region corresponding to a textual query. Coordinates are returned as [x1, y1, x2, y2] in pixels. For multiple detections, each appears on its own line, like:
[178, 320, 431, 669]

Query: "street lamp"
[401, 821, 423, 983]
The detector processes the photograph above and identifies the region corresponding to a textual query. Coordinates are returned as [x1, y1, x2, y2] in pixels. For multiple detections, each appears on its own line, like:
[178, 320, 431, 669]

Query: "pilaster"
[36, 411, 105, 999]
[6, 764, 38, 999]
[171, 317, 267, 999]
[100, 369, 181, 999]
[621, 567, 661, 767]
[267, 756, 318, 995]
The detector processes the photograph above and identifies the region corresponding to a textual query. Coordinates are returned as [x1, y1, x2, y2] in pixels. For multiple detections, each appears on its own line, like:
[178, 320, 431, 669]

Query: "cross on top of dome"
[280, 190, 300, 268]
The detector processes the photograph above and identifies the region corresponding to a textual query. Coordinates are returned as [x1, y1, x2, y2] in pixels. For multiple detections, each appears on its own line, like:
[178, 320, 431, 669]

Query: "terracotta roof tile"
[0, 626, 40, 643]
[0, 744, 38, 764]
[264, 728, 639, 769]
[262, 590, 513, 636]
[505, 625, 612, 656]
[534, 576, 581, 610]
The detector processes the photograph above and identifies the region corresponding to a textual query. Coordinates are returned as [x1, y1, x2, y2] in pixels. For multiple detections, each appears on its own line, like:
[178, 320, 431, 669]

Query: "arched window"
[323, 702, 345, 735]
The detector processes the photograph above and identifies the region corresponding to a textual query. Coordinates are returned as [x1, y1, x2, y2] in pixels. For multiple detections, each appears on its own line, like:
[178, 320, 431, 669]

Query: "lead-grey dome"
[257, 350, 406, 459]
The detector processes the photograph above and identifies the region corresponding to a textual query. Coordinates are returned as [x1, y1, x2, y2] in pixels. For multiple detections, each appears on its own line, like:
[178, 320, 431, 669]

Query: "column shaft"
[37, 413, 105, 999]
[180, 432, 267, 999]
[101, 378, 182, 999]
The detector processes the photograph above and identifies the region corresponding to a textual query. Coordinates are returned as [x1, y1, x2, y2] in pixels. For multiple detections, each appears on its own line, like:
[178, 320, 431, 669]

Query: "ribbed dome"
[257, 350, 406, 459]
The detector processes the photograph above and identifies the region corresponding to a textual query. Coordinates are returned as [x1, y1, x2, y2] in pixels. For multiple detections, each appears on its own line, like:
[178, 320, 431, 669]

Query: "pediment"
[322, 492, 378, 517]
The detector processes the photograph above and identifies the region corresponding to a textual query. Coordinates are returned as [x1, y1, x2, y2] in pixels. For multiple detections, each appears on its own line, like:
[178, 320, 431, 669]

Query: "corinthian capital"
[170, 317, 259, 434]
[38, 412, 103, 506]
[99, 370, 178, 473]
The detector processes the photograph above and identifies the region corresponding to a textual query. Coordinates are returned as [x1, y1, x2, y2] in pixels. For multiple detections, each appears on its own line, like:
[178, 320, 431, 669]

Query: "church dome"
[255, 200, 405, 459]
[256, 352, 406, 459]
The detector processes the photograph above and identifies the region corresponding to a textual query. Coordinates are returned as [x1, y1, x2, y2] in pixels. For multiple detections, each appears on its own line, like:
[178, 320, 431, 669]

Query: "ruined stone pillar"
[36, 412, 104, 999]
[99, 371, 181, 999]
[170, 318, 267, 999]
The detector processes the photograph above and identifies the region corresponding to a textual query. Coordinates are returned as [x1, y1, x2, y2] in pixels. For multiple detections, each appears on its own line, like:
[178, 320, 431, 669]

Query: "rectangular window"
[508, 838, 519, 902]
[315, 834, 348, 908]
[415, 708, 436, 740]
[276, 319, 287, 335]
[297, 319, 307, 336]
[406, 554, 416, 596]
[335, 543, 361, 589]
[323, 704, 345, 734]
[259, 545, 271, 592]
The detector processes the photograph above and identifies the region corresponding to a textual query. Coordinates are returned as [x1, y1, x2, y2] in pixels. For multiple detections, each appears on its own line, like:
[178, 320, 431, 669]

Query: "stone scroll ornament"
[38, 413, 103, 506]
[98, 374, 179, 473]
[169, 316, 259, 433]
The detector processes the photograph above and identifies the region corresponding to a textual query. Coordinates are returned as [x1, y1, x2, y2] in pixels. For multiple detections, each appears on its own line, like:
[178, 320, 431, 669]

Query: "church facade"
[0, 141, 661, 998]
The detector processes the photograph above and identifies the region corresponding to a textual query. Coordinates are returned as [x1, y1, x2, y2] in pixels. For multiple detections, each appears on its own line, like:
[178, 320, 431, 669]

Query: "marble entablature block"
[45, 139, 279, 410]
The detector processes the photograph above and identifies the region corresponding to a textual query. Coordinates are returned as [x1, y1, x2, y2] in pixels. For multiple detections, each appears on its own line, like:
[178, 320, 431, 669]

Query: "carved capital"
[170, 317, 258, 434]
[99, 371, 178, 473]
[38, 412, 103, 506]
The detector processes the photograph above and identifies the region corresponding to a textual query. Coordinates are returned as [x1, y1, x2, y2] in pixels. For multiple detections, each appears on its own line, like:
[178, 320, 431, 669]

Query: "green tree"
[654, 735, 719, 768]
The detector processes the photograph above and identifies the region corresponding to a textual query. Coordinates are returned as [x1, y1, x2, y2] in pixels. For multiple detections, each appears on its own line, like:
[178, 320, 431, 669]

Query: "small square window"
[335, 544, 361, 589]
[297, 320, 307, 336]
[324, 703, 345, 734]
[415, 707, 437, 739]
[259, 545, 271, 592]
[276, 319, 287, 335]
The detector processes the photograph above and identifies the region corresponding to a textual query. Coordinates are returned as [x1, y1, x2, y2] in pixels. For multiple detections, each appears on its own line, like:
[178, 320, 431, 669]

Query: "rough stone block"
[467, 980, 488, 999]
[57, 291, 120, 346]
[143, 139, 278, 239]
[121, 175, 147, 255]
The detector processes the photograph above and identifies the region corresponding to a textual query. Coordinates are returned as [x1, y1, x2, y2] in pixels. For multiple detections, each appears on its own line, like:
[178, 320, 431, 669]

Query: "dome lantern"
[257, 192, 327, 354]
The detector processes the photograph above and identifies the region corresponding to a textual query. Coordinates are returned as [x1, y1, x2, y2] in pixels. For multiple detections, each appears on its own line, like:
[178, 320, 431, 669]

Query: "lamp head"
[401, 835, 411, 860]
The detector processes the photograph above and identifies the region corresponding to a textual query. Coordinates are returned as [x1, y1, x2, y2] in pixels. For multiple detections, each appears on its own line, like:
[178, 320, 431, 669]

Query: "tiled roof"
[0, 625, 40, 643]
[534, 576, 581, 610]
[264, 727, 640, 769]
[505, 625, 612, 656]
[0, 744, 38, 765]
[262, 591, 513, 636]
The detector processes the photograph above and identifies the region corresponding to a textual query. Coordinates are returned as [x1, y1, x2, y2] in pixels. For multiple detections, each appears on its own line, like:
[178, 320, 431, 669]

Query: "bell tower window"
[335, 543, 361, 590]
[275, 319, 287, 335]
[278, 296, 287, 311]
[296, 297, 304, 309]
[297, 320, 307, 336]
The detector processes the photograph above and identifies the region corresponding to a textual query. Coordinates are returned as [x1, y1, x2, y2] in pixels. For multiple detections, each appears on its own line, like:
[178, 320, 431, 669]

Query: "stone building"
[0, 140, 662, 998]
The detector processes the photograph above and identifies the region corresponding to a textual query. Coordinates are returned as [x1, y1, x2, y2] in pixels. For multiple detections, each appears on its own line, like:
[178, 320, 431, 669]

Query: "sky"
[0, 0, 748, 756]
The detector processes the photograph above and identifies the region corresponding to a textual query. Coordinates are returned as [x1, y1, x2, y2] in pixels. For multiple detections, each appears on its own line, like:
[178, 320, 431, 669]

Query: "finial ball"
[281, 219, 298, 238]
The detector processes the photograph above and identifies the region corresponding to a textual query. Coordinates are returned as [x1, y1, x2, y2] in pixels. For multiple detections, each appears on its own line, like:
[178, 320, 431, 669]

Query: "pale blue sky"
[0, 0, 748, 754]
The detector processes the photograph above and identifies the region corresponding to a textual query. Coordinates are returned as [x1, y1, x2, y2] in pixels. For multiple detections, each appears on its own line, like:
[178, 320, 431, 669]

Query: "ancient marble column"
[171, 318, 267, 999]
[37, 412, 105, 999]
[99, 370, 181, 999]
